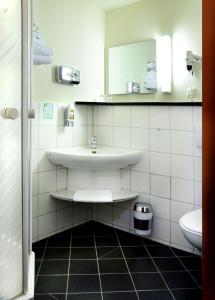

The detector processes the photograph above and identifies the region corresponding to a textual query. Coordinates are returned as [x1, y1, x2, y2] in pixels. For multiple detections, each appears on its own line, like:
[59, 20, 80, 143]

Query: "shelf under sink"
[50, 189, 138, 203]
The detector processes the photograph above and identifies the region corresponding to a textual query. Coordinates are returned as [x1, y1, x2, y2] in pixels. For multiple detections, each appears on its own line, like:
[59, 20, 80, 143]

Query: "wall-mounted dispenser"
[186, 50, 202, 75]
[56, 65, 80, 85]
[64, 103, 74, 127]
[134, 202, 153, 236]
[126, 81, 140, 94]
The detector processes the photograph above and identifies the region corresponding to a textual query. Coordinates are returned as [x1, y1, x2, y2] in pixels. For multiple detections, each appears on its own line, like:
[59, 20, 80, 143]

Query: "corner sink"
[46, 146, 142, 170]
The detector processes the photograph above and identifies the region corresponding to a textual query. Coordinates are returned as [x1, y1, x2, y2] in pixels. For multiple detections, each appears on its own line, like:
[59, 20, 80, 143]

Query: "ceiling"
[90, 0, 142, 10]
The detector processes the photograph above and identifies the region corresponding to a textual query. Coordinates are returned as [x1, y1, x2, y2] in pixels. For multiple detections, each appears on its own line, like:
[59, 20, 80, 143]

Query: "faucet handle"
[91, 136, 97, 142]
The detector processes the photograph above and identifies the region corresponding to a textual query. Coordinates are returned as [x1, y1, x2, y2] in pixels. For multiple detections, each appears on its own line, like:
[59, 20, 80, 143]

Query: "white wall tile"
[57, 168, 67, 190]
[96, 204, 113, 224]
[131, 106, 149, 128]
[57, 126, 74, 148]
[171, 201, 194, 223]
[114, 106, 130, 127]
[150, 196, 170, 220]
[193, 106, 202, 129]
[171, 178, 194, 203]
[150, 129, 170, 153]
[39, 170, 57, 194]
[87, 106, 93, 126]
[74, 125, 87, 146]
[75, 105, 88, 125]
[121, 169, 131, 190]
[32, 217, 38, 240]
[39, 193, 57, 215]
[32, 126, 39, 150]
[97, 126, 113, 146]
[38, 212, 57, 236]
[171, 222, 193, 249]
[171, 154, 194, 180]
[194, 157, 202, 181]
[73, 204, 89, 225]
[32, 196, 38, 218]
[171, 130, 194, 155]
[57, 104, 66, 126]
[195, 181, 202, 206]
[114, 127, 130, 148]
[131, 151, 149, 173]
[131, 128, 149, 150]
[39, 126, 57, 149]
[32, 173, 38, 196]
[151, 174, 170, 198]
[113, 206, 130, 229]
[98, 106, 113, 126]
[131, 171, 150, 194]
[150, 152, 170, 176]
[39, 149, 56, 172]
[57, 207, 73, 230]
[170, 107, 193, 130]
[32, 149, 39, 173]
[150, 106, 170, 129]
[152, 218, 170, 242]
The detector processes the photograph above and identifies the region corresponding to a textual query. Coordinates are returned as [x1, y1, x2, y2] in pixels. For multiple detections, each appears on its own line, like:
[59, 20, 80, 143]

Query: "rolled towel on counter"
[73, 190, 112, 203]
[33, 54, 52, 65]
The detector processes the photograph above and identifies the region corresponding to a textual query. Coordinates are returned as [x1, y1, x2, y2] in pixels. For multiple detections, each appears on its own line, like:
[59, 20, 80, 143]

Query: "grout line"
[93, 234, 104, 300]
[141, 241, 175, 300]
[35, 238, 48, 285]
[169, 247, 201, 288]
[115, 229, 140, 300]
[65, 229, 72, 300]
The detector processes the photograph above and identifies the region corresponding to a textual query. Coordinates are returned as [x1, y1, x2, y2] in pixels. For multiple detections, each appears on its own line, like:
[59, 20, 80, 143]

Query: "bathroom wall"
[31, 102, 93, 242]
[93, 104, 202, 253]
[105, 0, 202, 102]
[33, 0, 105, 102]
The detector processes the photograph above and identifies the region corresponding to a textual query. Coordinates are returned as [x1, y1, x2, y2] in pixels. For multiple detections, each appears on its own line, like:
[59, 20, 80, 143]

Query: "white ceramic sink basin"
[46, 147, 142, 170]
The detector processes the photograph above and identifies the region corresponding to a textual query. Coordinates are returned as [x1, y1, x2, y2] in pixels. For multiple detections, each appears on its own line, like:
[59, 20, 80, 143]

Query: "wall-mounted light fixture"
[156, 35, 172, 93]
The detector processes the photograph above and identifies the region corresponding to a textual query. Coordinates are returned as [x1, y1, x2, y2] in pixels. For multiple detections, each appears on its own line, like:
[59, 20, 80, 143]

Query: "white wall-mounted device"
[186, 50, 201, 74]
[64, 103, 74, 127]
[55, 65, 80, 85]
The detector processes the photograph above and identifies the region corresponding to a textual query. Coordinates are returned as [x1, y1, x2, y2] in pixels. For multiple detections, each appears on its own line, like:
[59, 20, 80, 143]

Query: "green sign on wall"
[43, 103, 53, 119]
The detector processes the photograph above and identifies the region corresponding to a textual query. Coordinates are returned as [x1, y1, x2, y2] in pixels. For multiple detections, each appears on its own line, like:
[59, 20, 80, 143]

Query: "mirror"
[108, 40, 157, 95]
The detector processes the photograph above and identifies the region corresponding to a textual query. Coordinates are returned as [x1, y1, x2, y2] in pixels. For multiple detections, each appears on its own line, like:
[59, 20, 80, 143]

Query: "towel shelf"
[50, 189, 138, 203]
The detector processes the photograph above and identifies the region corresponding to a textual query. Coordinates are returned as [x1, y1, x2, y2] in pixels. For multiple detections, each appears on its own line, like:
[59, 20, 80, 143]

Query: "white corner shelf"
[50, 189, 138, 203]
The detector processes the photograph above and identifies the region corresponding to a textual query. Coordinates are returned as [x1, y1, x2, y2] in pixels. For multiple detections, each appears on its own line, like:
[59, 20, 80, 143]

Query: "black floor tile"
[55, 229, 72, 237]
[118, 236, 143, 246]
[35, 260, 41, 275]
[39, 260, 69, 275]
[172, 248, 196, 257]
[95, 236, 119, 247]
[97, 247, 123, 259]
[71, 237, 95, 247]
[172, 288, 202, 300]
[154, 257, 185, 272]
[35, 275, 67, 293]
[132, 272, 167, 290]
[67, 293, 102, 300]
[141, 238, 161, 246]
[33, 239, 48, 248]
[101, 274, 134, 292]
[138, 290, 173, 300]
[93, 223, 116, 236]
[126, 258, 157, 273]
[162, 271, 199, 289]
[122, 246, 149, 258]
[68, 275, 100, 293]
[179, 256, 202, 270]
[103, 291, 138, 300]
[72, 222, 94, 236]
[70, 259, 98, 274]
[34, 295, 65, 300]
[115, 229, 133, 237]
[190, 270, 202, 286]
[47, 236, 71, 247]
[44, 248, 70, 259]
[70, 247, 96, 259]
[146, 246, 175, 257]
[33, 247, 45, 259]
[99, 259, 128, 273]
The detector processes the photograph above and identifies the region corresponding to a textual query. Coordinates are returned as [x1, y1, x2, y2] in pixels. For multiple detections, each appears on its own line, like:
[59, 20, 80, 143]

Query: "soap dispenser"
[64, 103, 74, 127]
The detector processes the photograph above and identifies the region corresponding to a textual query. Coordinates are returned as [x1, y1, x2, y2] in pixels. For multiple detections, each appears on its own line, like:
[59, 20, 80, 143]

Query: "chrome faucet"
[91, 136, 97, 150]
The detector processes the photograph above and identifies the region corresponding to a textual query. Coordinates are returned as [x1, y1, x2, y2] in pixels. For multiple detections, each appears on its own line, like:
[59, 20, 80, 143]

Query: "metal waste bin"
[134, 202, 153, 236]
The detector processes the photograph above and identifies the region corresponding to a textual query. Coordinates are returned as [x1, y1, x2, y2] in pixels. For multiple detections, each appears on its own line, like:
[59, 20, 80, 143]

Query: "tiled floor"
[33, 221, 202, 300]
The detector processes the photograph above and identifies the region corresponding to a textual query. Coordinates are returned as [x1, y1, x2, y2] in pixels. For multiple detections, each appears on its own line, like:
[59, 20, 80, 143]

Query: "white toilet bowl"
[179, 208, 202, 250]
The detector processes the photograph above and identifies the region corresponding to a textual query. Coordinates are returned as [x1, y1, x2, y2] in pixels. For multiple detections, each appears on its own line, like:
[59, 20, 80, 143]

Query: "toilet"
[179, 208, 202, 250]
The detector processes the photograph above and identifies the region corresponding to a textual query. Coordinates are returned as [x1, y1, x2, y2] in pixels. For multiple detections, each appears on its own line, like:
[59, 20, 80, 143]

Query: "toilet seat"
[179, 208, 202, 236]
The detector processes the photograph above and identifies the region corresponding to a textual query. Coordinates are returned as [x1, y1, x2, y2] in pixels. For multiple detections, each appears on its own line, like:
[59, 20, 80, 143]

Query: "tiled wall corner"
[92, 104, 202, 254]
[32, 102, 93, 242]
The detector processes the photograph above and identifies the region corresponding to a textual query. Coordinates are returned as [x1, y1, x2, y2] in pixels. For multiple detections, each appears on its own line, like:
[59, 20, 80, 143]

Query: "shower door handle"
[28, 108, 35, 119]
[1, 108, 19, 120]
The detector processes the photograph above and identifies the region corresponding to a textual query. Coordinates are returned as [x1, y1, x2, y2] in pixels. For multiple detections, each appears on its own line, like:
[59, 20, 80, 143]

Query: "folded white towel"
[33, 42, 53, 56]
[33, 54, 52, 65]
[73, 190, 112, 203]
